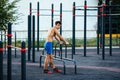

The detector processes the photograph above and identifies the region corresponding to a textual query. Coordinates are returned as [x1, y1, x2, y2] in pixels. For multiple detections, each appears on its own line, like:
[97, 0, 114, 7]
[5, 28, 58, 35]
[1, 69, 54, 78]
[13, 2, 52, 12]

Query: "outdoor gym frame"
[28, 0, 120, 61]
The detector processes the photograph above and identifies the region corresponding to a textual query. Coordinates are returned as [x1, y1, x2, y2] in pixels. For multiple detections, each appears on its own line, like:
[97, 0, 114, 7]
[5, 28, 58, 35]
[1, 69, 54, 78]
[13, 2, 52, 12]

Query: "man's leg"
[44, 54, 50, 70]
[49, 55, 55, 69]
[43, 54, 52, 74]
[50, 55, 62, 73]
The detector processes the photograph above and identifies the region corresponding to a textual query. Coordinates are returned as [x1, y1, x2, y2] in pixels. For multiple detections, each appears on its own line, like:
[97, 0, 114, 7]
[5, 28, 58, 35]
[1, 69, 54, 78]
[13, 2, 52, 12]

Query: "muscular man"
[43, 21, 69, 74]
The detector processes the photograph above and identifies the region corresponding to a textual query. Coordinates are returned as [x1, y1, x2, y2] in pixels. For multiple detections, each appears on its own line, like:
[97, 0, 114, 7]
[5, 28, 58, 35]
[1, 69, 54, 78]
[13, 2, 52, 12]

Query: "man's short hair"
[55, 21, 61, 25]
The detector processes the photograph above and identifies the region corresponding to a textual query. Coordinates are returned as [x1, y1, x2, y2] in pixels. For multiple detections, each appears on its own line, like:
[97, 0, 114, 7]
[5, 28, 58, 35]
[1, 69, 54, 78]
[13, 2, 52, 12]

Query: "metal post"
[72, 2, 76, 58]
[28, 15, 31, 61]
[37, 2, 40, 51]
[32, 15, 35, 62]
[0, 41, 3, 80]
[60, 3, 63, 57]
[51, 4, 54, 27]
[7, 23, 12, 80]
[97, 2, 101, 55]
[84, 0, 87, 57]
[15, 32, 17, 57]
[21, 41, 26, 80]
[109, 0, 112, 56]
[4, 31, 7, 55]
[101, 3, 106, 60]
[60, 3, 62, 35]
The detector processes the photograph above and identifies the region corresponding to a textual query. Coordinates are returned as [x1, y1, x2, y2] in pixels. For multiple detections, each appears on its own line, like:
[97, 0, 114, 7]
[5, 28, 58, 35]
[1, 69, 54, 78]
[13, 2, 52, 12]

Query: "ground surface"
[3, 47, 120, 80]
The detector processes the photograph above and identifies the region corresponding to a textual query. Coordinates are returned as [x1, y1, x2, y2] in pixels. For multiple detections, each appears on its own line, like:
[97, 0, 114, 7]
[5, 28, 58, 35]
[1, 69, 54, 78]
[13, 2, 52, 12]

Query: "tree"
[0, 0, 20, 31]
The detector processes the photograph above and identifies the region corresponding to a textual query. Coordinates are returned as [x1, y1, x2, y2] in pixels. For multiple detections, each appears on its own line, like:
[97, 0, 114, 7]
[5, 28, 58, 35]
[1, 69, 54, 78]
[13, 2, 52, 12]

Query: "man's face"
[56, 23, 61, 29]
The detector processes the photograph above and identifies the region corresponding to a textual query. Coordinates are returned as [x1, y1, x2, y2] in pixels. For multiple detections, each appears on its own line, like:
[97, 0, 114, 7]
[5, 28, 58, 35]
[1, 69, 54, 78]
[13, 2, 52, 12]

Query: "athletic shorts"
[44, 42, 53, 54]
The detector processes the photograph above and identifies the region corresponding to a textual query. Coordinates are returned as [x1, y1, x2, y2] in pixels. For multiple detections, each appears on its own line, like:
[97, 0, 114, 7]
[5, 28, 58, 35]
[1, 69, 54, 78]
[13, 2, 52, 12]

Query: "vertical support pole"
[97, 2, 100, 55]
[84, 0, 87, 57]
[28, 2, 32, 61]
[72, 2, 76, 58]
[60, 3, 62, 35]
[109, 0, 112, 56]
[15, 32, 17, 57]
[28, 15, 31, 61]
[21, 41, 26, 80]
[60, 3, 63, 57]
[32, 15, 35, 62]
[4, 31, 7, 55]
[37, 2, 40, 51]
[51, 4, 54, 27]
[101, 3, 106, 60]
[7, 23, 12, 80]
[0, 41, 3, 80]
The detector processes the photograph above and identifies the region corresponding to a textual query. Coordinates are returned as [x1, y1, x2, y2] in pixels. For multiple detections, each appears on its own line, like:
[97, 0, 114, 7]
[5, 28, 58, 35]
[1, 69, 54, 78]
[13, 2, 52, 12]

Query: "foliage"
[0, 0, 20, 31]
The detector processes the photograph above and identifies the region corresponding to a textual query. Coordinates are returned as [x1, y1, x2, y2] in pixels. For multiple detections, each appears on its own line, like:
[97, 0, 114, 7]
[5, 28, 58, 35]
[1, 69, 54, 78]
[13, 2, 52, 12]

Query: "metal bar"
[15, 32, 17, 58]
[75, 8, 98, 11]
[97, 2, 101, 55]
[0, 41, 3, 80]
[109, 0, 112, 56]
[32, 15, 35, 62]
[21, 41, 26, 80]
[7, 23, 12, 80]
[72, 2, 76, 56]
[37, 2, 40, 51]
[101, 3, 106, 60]
[51, 4, 54, 27]
[75, 15, 98, 17]
[84, 0, 87, 57]
[28, 15, 31, 61]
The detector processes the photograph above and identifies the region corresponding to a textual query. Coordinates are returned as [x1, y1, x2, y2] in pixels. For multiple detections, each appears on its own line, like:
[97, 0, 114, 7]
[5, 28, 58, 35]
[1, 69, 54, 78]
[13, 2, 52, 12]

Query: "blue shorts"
[44, 42, 53, 54]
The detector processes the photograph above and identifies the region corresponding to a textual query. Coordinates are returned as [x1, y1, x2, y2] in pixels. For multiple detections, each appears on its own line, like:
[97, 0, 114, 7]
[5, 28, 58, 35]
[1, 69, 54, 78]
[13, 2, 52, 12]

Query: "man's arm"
[54, 29, 69, 44]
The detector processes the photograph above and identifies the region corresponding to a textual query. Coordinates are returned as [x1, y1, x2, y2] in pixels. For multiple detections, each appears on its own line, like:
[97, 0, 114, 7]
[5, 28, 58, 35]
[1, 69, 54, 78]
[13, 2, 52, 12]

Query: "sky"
[11, 0, 98, 39]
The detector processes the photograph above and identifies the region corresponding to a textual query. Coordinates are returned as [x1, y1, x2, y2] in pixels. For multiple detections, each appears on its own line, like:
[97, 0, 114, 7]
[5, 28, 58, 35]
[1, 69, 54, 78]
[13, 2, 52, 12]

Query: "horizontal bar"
[32, 9, 72, 12]
[107, 14, 120, 16]
[38, 14, 60, 16]
[75, 5, 120, 8]
[75, 15, 98, 17]
[75, 8, 98, 11]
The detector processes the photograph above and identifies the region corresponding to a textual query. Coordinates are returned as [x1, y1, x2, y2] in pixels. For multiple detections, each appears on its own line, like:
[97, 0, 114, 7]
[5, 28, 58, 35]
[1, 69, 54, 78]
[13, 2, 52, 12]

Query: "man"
[43, 21, 69, 74]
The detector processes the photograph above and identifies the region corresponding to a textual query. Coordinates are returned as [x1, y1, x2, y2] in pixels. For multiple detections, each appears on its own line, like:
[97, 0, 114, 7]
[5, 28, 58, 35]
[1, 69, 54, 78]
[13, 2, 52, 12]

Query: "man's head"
[55, 21, 61, 29]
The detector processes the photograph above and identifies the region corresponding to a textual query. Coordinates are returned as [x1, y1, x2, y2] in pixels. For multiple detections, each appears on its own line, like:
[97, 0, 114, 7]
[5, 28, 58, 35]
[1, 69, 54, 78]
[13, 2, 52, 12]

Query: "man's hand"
[59, 41, 63, 44]
[65, 41, 69, 45]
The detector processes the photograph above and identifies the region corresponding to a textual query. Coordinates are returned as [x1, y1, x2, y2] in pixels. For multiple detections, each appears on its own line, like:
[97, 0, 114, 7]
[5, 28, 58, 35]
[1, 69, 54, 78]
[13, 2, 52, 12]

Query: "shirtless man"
[43, 21, 69, 74]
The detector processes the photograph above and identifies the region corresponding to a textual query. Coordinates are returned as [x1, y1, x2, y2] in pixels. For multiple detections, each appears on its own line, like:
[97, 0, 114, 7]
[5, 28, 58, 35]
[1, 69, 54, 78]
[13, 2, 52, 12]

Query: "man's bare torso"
[46, 27, 56, 42]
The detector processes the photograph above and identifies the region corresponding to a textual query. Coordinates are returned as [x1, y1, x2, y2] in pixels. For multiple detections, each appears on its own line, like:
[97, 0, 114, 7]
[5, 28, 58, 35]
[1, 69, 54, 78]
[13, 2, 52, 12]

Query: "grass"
[2, 38, 120, 48]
